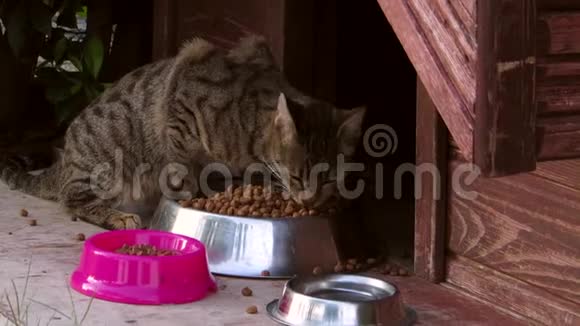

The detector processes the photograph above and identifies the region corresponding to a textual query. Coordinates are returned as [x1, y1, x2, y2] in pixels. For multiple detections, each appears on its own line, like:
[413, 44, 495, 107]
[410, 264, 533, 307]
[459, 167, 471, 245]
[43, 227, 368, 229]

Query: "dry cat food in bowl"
[151, 189, 342, 279]
[115, 244, 179, 256]
[70, 230, 217, 305]
[178, 184, 337, 218]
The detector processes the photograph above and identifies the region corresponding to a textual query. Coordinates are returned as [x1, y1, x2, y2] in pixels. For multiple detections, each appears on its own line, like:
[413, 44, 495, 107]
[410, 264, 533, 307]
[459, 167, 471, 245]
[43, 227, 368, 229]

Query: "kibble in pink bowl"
[70, 230, 217, 305]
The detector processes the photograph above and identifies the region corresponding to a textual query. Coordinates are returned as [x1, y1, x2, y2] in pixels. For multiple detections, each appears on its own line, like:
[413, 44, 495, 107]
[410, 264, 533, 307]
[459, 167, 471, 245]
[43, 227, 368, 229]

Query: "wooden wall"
[445, 1, 580, 311]
[151, 0, 326, 99]
[405, 0, 580, 323]
[537, 2, 580, 161]
[445, 158, 580, 325]
[378, 0, 580, 177]
[476, 0, 580, 164]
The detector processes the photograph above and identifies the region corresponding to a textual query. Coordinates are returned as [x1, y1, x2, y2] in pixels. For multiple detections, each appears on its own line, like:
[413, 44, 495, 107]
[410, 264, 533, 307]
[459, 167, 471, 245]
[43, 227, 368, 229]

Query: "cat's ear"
[337, 106, 366, 156]
[274, 93, 298, 145]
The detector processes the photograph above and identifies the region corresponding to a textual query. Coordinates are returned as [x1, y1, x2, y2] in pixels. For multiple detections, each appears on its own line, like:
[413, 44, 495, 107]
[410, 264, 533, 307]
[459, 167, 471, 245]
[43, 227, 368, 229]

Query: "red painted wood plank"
[538, 12, 580, 55]
[447, 160, 580, 305]
[377, 0, 474, 161]
[446, 255, 580, 325]
[365, 273, 529, 325]
[414, 80, 447, 282]
[537, 115, 580, 160]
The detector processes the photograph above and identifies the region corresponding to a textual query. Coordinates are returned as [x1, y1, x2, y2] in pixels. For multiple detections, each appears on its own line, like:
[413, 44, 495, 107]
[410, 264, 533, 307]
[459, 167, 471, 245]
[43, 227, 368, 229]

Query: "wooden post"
[475, 0, 538, 176]
[414, 79, 448, 282]
[152, 0, 178, 60]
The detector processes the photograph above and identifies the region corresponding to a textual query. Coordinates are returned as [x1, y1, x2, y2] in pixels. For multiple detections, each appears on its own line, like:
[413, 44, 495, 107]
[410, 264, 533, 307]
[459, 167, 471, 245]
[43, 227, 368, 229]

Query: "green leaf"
[83, 83, 99, 100]
[64, 40, 83, 70]
[46, 82, 81, 103]
[36, 67, 82, 102]
[37, 28, 64, 62]
[36, 66, 60, 81]
[53, 37, 67, 63]
[59, 70, 83, 83]
[29, 0, 53, 35]
[67, 54, 82, 71]
[76, 5, 87, 19]
[36, 59, 51, 68]
[82, 37, 104, 79]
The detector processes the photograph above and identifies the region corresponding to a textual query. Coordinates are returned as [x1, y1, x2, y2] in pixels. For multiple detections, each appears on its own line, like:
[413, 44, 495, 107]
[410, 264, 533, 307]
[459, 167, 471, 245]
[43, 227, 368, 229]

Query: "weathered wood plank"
[377, 0, 474, 161]
[536, 11, 580, 117]
[408, 0, 476, 105]
[373, 273, 530, 325]
[414, 80, 447, 283]
[537, 57, 580, 114]
[447, 160, 580, 304]
[457, 0, 476, 21]
[538, 56, 580, 78]
[450, 0, 476, 39]
[538, 12, 580, 55]
[459, 112, 580, 161]
[537, 115, 580, 160]
[537, 0, 580, 10]
[446, 255, 580, 326]
[532, 159, 580, 191]
[475, 0, 537, 177]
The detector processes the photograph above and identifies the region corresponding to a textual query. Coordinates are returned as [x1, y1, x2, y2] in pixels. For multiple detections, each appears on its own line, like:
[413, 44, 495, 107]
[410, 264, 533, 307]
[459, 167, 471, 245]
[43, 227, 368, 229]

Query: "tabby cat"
[0, 36, 366, 230]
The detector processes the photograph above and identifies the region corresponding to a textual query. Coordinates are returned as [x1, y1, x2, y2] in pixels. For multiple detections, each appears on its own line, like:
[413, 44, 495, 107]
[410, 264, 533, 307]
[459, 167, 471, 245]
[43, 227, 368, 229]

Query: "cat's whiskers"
[272, 161, 291, 190]
[261, 160, 290, 193]
[261, 160, 280, 180]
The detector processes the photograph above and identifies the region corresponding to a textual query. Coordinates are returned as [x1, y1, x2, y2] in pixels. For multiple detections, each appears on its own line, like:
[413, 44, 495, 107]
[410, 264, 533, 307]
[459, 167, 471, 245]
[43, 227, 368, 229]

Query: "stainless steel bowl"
[266, 274, 416, 326]
[149, 197, 340, 278]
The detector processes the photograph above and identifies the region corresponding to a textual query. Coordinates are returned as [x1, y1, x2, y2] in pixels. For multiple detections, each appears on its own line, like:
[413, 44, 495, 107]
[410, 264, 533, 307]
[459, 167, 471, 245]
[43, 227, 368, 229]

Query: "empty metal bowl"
[149, 197, 340, 278]
[266, 274, 416, 326]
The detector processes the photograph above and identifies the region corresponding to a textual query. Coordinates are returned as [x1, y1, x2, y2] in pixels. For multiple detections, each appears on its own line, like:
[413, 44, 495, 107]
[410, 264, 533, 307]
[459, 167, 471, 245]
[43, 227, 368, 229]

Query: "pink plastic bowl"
[70, 230, 217, 305]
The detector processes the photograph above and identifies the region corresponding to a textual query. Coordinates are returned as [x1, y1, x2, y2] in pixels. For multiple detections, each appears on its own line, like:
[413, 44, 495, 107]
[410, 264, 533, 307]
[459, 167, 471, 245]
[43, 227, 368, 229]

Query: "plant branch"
[65, 282, 78, 326]
[28, 300, 71, 321]
[78, 298, 93, 325]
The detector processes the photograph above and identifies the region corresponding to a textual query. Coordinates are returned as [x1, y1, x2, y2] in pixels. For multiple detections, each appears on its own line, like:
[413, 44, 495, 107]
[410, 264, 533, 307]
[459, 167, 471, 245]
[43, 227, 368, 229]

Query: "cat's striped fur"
[0, 36, 366, 230]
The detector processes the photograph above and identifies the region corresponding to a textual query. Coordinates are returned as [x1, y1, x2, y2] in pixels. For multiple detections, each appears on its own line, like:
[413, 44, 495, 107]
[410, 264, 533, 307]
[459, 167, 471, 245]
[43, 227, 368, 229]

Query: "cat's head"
[265, 93, 366, 208]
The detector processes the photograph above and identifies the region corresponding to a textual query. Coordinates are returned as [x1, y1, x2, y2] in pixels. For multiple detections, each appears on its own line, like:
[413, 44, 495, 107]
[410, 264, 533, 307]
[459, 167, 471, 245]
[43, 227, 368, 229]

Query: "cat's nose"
[300, 196, 317, 207]
[297, 190, 317, 206]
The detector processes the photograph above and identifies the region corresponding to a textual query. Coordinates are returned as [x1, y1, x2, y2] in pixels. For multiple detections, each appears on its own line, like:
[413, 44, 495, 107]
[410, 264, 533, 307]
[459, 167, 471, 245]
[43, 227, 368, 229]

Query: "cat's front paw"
[165, 177, 196, 201]
[106, 213, 142, 230]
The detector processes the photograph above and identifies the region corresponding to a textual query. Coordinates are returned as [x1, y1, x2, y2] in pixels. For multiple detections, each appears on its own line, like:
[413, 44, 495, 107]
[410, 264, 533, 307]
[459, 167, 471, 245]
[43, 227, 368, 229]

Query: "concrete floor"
[0, 183, 281, 326]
